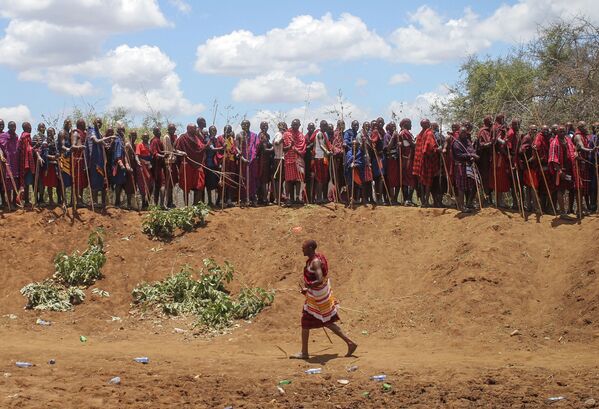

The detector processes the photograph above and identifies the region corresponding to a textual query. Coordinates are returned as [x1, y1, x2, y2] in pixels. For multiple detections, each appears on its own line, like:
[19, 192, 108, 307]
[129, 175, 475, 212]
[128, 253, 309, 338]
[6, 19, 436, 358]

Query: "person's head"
[8, 121, 16, 134]
[241, 119, 250, 132]
[116, 122, 125, 136]
[22, 122, 32, 133]
[511, 118, 520, 131]
[350, 120, 359, 132]
[376, 117, 385, 129]
[400, 118, 411, 130]
[278, 121, 287, 132]
[94, 117, 102, 129]
[566, 121, 573, 132]
[167, 123, 176, 136]
[302, 239, 318, 257]
[142, 132, 149, 143]
[129, 130, 137, 144]
[431, 122, 439, 132]
[451, 123, 460, 133]
[186, 123, 196, 136]
[495, 114, 505, 124]
[307, 122, 315, 134]
[47, 127, 55, 140]
[260, 121, 269, 133]
[0, 119, 4, 132]
[483, 115, 492, 128]
[557, 125, 566, 138]
[577, 121, 587, 134]
[76, 119, 86, 131]
[541, 125, 550, 136]
[362, 121, 370, 132]
[420, 118, 431, 130]
[551, 124, 559, 134]
[151, 127, 160, 138]
[224, 124, 233, 136]
[196, 117, 206, 130]
[105, 127, 114, 137]
[63, 119, 72, 131]
[461, 120, 472, 134]
[37, 122, 46, 134]
[529, 124, 538, 135]
[319, 120, 328, 132]
[291, 119, 300, 131]
[209, 125, 217, 137]
[336, 120, 345, 132]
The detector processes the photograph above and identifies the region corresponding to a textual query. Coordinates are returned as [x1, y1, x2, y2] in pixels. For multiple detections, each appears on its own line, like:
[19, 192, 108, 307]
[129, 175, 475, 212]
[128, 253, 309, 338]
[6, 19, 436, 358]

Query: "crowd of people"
[0, 115, 598, 218]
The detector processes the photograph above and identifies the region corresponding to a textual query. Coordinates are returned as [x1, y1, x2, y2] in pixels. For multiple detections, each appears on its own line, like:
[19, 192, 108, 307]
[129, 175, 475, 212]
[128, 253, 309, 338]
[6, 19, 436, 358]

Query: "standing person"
[149, 127, 166, 207]
[18, 122, 38, 206]
[205, 125, 222, 207]
[398, 118, 416, 206]
[476, 116, 494, 204]
[112, 124, 133, 208]
[86, 118, 110, 209]
[176, 124, 207, 205]
[491, 114, 511, 208]
[42, 127, 59, 207]
[331, 120, 346, 202]
[219, 125, 238, 207]
[135, 132, 153, 209]
[412, 119, 439, 207]
[162, 124, 179, 208]
[0, 121, 20, 207]
[533, 125, 554, 214]
[549, 125, 576, 218]
[452, 123, 479, 212]
[235, 120, 259, 206]
[304, 122, 316, 203]
[312, 120, 331, 204]
[290, 239, 357, 360]
[283, 119, 306, 205]
[32, 123, 46, 204]
[369, 118, 386, 204]
[572, 121, 594, 215]
[520, 125, 540, 213]
[72, 119, 89, 208]
[343, 120, 361, 204]
[431, 122, 447, 207]
[272, 122, 286, 205]
[383, 122, 401, 204]
[57, 120, 73, 207]
[506, 118, 523, 210]
[256, 122, 273, 205]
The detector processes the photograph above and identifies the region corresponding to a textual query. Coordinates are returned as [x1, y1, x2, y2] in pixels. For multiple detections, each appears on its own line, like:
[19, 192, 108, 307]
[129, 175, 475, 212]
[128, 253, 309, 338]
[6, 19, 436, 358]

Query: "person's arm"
[305, 258, 324, 289]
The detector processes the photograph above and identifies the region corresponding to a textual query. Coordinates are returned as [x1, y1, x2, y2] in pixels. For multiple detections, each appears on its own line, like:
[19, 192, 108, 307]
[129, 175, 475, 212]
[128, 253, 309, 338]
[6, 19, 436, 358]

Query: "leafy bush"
[131, 259, 274, 331]
[53, 229, 106, 286]
[20, 230, 105, 311]
[141, 204, 209, 240]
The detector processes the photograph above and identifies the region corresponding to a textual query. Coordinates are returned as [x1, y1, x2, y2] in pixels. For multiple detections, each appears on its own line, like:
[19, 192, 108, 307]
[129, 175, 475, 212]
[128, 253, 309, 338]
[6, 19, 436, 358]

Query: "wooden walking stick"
[399, 141, 404, 204]
[350, 141, 356, 208]
[0, 159, 11, 211]
[369, 139, 391, 203]
[492, 143, 498, 208]
[4, 162, 22, 208]
[183, 157, 189, 207]
[221, 140, 226, 211]
[473, 163, 484, 210]
[33, 157, 40, 207]
[575, 157, 583, 221]
[123, 144, 140, 211]
[505, 147, 524, 218]
[524, 151, 542, 216]
[71, 152, 77, 215]
[595, 150, 599, 212]
[82, 148, 94, 213]
[535, 149, 556, 215]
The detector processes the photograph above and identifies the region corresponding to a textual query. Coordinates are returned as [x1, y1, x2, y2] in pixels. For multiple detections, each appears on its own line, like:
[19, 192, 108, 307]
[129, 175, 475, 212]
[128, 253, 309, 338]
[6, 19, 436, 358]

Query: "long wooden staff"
[398, 137, 403, 204]
[183, 157, 189, 207]
[369, 138, 390, 203]
[472, 163, 485, 209]
[0, 159, 11, 211]
[492, 143, 498, 208]
[534, 149, 556, 215]
[82, 146, 94, 212]
[512, 137, 526, 216]
[100, 136, 110, 207]
[505, 146, 524, 218]
[56, 152, 67, 212]
[4, 160, 22, 208]
[123, 144, 140, 211]
[524, 151, 542, 216]
[33, 155, 40, 207]
[595, 150, 599, 212]
[575, 156, 583, 221]
[350, 141, 356, 208]
[71, 148, 77, 215]
[221, 138, 226, 211]
[245, 137, 250, 205]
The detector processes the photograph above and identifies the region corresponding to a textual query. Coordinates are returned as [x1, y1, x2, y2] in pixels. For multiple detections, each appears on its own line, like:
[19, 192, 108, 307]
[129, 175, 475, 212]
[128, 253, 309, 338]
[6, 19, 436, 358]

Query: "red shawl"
[175, 132, 206, 169]
[18, 132, 35, 179]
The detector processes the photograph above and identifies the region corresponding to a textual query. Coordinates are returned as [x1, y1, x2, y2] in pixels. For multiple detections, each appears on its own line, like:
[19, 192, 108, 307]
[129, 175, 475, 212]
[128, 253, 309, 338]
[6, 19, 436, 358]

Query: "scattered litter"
[7, 393, 19, 399]
[36, 318, 51, 326]
[547, 396, 566, 403]
[371, 374, 387, 381]
[3, 373, 11, 378]
[194, 375, 200, 380]
[278, 380, 292, 385]
[277, 386, 285, 395]
[15, 362, 33, 368]
[224, 406, 233, 409]
[48, 359, 56, 365]
[79, 335, 88, 343]
[108, 376, 121, 385]
[382, 383, 392, 391]
[305, 368, 322, 374]
[92, 288, 110, 298]
[585, 398, 597, 408]
[150, 247, 164, 253]
[337, 379, 350, 385]
[362, 391, 370, 398]
[347, 365, 359, 372]
[361, 330, 369, 336]
[111, 316, 122, 322]
[4, 314, 17, 320]
[134, 357, 149, 364]
[291, 226, 303, 234]
[173, 327, 187, 334]
[510, 329, 520, 336]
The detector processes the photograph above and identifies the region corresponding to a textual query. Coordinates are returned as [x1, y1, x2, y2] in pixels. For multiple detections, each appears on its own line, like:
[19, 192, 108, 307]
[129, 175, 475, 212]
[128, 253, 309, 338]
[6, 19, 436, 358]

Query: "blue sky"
[0, 0, 595, 129]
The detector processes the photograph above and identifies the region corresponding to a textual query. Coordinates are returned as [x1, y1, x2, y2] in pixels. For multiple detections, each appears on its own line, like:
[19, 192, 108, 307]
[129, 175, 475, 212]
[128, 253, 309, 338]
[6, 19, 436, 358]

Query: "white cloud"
[355, 78, 368, 88]
[195, 13, 390, 76]
[389, 1, 599, 64]
[0, 105, 33, 124]
[232, 71, 327, 104]
[168, 0, 191, 14]
[389, 73, 411, 85]
[387, 87, 449, 122]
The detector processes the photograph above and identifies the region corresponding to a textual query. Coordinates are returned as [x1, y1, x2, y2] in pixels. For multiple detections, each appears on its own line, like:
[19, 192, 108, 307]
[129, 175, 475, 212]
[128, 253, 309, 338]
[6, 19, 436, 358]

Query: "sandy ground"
[0, 205, 598, 408]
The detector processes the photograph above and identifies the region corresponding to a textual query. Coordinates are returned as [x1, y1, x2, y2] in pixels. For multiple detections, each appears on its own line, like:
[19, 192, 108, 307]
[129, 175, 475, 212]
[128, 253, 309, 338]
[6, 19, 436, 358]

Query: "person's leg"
[326, 323, 357, 356]
[101, 189, 107, 209]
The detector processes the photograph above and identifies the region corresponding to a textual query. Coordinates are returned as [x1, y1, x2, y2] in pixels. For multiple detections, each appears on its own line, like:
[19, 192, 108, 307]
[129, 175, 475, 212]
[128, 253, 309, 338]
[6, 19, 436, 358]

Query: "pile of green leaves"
[20, 230, 106, 311]
[131, 259, 274, 331]
[141, 204, 209, 240]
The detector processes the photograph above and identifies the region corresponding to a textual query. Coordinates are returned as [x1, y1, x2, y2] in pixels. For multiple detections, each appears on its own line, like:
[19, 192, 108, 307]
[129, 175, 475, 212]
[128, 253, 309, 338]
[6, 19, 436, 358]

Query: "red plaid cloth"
[313, 158, 328, 183]
[398, 130, 416, 187]
[412, 128, 439, 187]
[18, 132, 36, 185]
[549, 136, 576, 190]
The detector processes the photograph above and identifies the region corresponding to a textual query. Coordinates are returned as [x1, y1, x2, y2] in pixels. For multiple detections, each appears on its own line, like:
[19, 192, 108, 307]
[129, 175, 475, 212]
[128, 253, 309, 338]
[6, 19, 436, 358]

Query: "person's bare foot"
[289, 352, 309, 360]
[346, 342, 358, 357]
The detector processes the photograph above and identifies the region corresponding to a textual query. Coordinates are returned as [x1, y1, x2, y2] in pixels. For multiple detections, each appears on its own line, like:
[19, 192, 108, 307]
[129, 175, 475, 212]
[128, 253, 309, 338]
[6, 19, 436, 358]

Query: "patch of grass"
[141, 204, 209, 240]
[131, 259, 274, 331]
[20, 230, 105, 311]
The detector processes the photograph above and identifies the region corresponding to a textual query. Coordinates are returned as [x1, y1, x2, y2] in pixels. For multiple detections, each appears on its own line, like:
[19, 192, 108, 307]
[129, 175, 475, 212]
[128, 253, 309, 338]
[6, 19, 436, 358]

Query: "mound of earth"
[0, 206, 598, 408]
